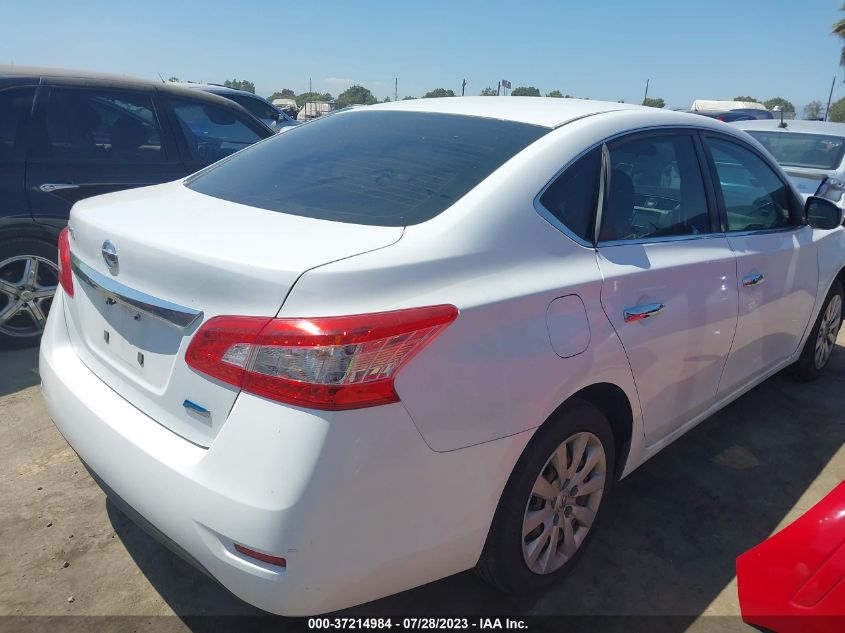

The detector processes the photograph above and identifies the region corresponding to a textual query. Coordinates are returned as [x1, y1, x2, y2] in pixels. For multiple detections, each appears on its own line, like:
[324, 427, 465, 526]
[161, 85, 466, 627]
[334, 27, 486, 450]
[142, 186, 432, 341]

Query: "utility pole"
[497, 81, 501, 96]
[461, 78, 466, 96]
[309, 77, 312, 93]
[395, 77, 398, 102]
[642, 79, 650, 105]
[825, 75, 836, 121]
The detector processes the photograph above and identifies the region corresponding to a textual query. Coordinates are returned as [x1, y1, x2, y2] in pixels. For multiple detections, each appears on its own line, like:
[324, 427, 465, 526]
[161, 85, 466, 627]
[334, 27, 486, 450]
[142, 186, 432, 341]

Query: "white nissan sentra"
[40, 97, 845, 615]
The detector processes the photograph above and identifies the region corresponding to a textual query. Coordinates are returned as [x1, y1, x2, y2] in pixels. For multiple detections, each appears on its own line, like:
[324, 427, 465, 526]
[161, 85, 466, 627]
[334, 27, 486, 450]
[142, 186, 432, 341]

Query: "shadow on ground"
[0, 346, 40, 397]
[107, 346, 845, 632]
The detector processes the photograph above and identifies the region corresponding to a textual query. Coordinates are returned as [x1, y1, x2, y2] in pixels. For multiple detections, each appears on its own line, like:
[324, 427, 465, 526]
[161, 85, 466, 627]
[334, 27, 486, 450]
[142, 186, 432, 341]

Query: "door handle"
[624, 303, 665, 323]
[742, 273, 765, 287]
[39, 183, 80, 193]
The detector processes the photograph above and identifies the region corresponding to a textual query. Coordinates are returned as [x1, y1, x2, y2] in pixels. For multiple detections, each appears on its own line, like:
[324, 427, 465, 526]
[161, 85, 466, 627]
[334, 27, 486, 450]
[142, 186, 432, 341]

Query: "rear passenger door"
[26, 83, 186, 227]
[595, 130, 739, 446]
[164, 96, 268, 173]
[703, 135, 818, 396]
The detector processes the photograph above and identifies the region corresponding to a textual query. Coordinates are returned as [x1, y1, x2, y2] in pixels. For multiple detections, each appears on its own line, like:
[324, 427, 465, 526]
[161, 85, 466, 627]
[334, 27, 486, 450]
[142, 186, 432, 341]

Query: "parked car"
[694, 108, 775, 122]
[40, 97, 845, 615]
[730, 119, 845, 201]
[175, 83, 300, 132]
[0, 65, 273, 348]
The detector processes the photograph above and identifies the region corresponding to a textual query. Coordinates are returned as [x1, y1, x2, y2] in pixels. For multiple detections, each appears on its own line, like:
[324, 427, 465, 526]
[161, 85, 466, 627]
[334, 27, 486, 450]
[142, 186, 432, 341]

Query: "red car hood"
[737, 481, 845, 633]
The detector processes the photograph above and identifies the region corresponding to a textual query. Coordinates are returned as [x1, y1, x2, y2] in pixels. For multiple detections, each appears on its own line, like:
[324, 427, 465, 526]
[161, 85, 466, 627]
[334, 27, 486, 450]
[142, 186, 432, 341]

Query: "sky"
[2, 0, 844, 111]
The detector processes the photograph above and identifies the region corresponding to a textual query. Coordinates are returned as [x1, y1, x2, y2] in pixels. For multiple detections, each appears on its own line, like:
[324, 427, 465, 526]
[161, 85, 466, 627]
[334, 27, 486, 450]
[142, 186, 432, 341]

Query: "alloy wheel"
[522, 431, 606, 575]
[815, 294, 842, 370]
[0, 255, 58, 339]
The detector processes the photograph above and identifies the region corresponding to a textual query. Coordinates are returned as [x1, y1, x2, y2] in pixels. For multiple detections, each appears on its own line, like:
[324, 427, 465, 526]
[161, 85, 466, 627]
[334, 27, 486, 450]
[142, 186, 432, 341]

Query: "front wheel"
[476, 398, 615, 594]
[794, 279, 844, 381]
[0, 238, 59, 349]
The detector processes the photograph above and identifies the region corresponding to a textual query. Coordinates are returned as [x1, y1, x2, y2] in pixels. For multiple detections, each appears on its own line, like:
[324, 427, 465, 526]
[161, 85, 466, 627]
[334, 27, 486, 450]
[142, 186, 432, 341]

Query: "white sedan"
[40, 97, 845, 615]
[730, 119, 845, 203]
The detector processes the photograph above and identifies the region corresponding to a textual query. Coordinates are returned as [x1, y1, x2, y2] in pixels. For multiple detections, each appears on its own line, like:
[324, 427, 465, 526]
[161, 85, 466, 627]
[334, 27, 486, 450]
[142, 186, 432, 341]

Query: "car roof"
[730, 119, 845, 136]
[0, 65, 257, 104]
[361, 96, 711, 128]
[169, 82, 259, 98]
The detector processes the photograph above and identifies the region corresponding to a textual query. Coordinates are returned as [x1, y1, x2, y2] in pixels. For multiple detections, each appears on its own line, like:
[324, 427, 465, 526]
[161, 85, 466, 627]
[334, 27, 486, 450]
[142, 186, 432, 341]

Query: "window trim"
[699, 131, 807, 235]
[30, 85, 174, 163]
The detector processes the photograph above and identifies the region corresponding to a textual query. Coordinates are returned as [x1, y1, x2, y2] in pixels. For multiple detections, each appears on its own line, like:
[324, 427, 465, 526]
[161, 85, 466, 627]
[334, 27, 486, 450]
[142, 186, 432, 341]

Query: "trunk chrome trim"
[70, 253, 203, 329]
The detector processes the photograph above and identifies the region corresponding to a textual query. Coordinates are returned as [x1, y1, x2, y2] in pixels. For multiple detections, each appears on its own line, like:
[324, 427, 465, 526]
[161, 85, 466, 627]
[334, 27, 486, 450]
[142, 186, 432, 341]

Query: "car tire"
[0, 237, 60, 349]
[794, 279, 844, 381]
[476, 398, 615, 595]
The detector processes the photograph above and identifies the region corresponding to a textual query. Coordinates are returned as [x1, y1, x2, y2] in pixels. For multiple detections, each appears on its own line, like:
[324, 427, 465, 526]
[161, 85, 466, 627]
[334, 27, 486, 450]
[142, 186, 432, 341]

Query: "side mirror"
[270, 110, 281, 122]
[805, 196, 844, 230]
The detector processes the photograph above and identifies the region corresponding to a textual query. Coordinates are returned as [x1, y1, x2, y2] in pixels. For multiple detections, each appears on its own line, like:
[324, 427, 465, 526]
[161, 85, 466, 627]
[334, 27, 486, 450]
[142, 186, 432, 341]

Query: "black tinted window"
[0, 86, 34, 160]
[172, 98, 264, 164]
[600, 134, 711, 241]
[539, 148, 601, 241]
[187, 111, 548, 226]
[228, 94, 277, 120]
[708, 138, 794, 232]
[40, 88, 163, 160]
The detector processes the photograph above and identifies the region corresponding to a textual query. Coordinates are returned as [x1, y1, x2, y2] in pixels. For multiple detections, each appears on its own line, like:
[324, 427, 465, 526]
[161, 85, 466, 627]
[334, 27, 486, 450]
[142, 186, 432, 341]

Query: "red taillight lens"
[57, 226, 74, 297]
[234, 543, 286, 567]
[185, 305, 458, 410]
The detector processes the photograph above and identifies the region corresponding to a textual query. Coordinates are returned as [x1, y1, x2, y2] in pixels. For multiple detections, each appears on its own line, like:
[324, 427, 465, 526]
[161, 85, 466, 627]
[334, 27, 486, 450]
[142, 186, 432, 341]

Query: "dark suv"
[0, 66, 274, 348]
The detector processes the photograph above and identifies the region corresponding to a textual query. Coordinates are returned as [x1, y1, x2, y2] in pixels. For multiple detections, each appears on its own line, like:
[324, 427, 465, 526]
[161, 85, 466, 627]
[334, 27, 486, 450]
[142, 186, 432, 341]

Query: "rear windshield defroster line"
[186, 111, 549, 226]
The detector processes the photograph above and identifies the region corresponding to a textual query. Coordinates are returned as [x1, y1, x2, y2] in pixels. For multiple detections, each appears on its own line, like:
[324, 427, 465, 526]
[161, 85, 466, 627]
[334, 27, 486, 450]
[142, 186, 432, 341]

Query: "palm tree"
[834, 4, 845, 68]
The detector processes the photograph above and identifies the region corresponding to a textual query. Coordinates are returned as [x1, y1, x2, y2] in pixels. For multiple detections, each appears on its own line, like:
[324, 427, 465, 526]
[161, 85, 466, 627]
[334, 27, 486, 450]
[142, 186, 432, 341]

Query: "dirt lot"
[1, 338, 843, 632]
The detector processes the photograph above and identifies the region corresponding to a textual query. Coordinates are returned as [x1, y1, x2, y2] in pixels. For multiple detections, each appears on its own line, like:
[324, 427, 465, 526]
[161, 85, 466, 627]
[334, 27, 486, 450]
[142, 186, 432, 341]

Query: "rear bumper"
[40, 291, 529, 615]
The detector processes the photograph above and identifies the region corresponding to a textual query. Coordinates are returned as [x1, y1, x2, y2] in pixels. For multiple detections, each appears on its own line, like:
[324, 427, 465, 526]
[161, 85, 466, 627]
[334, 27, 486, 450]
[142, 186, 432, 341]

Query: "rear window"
[746, 130, 845, 170]
[186, 111, 549, 226]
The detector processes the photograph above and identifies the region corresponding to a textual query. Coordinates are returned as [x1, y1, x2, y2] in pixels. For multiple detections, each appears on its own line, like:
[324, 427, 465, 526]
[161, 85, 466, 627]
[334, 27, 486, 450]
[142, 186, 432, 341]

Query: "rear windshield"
[746, 130, 845, 170]
[186, 111, 549, 226]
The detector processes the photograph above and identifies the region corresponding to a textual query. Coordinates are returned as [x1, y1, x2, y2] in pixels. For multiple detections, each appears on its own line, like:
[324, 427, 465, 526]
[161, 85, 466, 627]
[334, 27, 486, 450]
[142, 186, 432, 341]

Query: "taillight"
[185, 305, 458, 410]
[57, 227, 74, 297]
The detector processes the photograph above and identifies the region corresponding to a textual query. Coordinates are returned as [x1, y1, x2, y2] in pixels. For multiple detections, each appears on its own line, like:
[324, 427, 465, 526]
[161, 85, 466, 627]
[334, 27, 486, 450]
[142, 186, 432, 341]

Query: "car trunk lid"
[62, 182, 403, 446]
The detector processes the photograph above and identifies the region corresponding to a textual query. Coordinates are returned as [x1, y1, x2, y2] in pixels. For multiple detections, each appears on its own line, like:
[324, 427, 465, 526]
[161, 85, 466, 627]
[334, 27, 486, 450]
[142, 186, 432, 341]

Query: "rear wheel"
[794, 280, 843, 381]
[0, 238, 59, 349]
[476, 398, 615, 594]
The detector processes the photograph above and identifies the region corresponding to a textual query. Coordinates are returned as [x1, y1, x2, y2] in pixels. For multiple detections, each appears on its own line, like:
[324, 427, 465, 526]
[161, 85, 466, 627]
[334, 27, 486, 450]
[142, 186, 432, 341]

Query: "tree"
[223, 79, 255, 94]
[734, 96, 759, 103]
[833, 4, 845, 70]
[763, 97, 795, 112]
[804, 100, 824, 120]
[295, 91, 333, 107]
[383, 96, 392, 103]
[828, 96, 845, 122]
[335, 85, 378, 107]
[480, 87, 497, 96]
[401, 96, 416, 100]
[268, 89, 296, 101]
[643, 97, 665, 108]
[167, 76, 179, 83]
[423, 88, 456, 98]
[546, 90, 564, 98]
[511, 86, 541, 97]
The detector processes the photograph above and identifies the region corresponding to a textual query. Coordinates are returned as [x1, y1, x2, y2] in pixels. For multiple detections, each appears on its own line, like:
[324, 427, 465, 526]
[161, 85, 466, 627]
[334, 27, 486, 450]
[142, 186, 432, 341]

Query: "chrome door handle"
[742, 273, 765, 287]
[39, 183, 79, 193]
[623, 303, 665, 323]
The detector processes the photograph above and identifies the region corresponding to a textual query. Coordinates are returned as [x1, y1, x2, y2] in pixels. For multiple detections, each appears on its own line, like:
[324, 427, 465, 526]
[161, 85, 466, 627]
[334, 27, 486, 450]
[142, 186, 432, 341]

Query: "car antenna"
[778, 107, 787, 129]
[157, 72, 165, 84]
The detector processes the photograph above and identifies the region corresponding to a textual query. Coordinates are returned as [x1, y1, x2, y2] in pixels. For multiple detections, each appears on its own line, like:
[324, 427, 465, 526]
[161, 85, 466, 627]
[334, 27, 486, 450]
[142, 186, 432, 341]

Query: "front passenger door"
[596, 131, 739, 446]
[705, 136, 818, 396]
